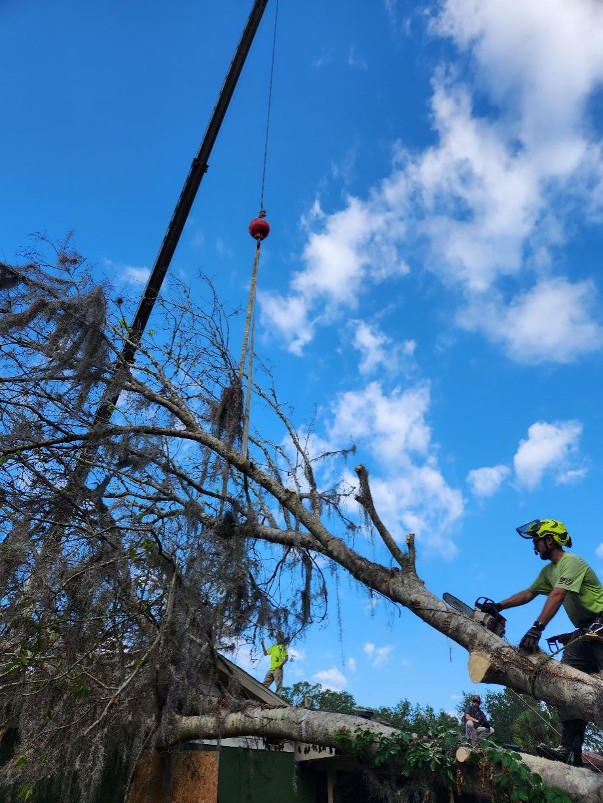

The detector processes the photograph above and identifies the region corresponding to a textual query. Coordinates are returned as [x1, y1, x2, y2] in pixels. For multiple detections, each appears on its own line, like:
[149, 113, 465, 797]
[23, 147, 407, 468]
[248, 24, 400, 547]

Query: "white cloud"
[260, 196, 409, 354]
[466, 465, 510, 497]
[287, 647, 305, 664]
[313, 668, 348, 690]
[259, 291, 315, 356]
[513, 420, 584, 489]
[279, 379, 462, 556]
[261, 0, 603, 364]
[353, 321, 392, 374]
[367, 470, 463, 557]
[363, 642, 394, 667]
[312, 49, 333, 70]
[295, 197, 407, 305]
[596, 543, 603, 559]
[434, 0, 603, 156]
[328, 381, 432, 462]
[215, 237, 233, 259]
[122, 265, 151, 285]
[326, 382, 464, 555]
[352, 320, 416, 375]
[105, 258, 151, 286]
[460, 279, 603, 364]
[347, 657, 357, 673]
[557, 468, 589, 485]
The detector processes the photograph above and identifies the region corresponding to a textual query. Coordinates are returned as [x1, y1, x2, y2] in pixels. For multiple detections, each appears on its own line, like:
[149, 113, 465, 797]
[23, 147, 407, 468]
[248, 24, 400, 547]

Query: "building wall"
[217, 746, 315, 803]
[0, 735, 317, 803]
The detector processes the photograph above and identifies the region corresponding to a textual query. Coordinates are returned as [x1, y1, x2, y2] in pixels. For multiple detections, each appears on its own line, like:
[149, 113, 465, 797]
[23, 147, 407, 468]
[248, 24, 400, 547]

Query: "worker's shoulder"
[559, 552, 588, 569]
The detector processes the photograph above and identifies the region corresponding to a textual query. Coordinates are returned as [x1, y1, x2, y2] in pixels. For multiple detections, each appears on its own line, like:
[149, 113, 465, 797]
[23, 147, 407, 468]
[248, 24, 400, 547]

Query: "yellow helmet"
[516, 519, 572, 548]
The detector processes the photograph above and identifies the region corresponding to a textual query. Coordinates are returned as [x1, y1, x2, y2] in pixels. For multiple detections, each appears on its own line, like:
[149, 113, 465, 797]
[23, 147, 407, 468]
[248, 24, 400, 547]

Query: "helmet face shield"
[516, 519, 572, 548]
[516, 520, 541, 539]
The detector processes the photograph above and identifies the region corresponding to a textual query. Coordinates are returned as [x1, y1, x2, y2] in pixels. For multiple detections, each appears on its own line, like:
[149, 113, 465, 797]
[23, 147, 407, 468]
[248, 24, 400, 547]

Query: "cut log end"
[455, 745, 472, 763]
[468, 651, 493, 683]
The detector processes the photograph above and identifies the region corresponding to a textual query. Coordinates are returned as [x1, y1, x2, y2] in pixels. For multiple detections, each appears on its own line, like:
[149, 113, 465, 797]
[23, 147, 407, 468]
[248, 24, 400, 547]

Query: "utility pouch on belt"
[546, 632, 574, 652]
[585, 615, 603, 640]
[547, 615, 603, 652]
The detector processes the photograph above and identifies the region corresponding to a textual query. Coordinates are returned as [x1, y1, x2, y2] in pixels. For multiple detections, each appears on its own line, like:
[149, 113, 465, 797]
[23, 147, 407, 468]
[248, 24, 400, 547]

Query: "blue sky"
[3, 0, 603, 716]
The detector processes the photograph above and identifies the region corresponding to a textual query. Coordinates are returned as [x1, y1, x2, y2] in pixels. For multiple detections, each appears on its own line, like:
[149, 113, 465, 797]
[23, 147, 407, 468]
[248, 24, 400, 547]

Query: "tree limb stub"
[354, 464, 408, 569]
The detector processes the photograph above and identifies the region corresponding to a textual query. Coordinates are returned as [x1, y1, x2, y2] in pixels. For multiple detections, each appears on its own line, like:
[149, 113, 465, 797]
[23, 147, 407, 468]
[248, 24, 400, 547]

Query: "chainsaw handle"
[474, 596, 496, 608]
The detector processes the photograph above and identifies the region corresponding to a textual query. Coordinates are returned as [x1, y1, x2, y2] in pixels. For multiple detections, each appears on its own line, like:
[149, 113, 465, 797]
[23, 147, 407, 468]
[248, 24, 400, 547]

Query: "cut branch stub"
[354, 464, 407, 569]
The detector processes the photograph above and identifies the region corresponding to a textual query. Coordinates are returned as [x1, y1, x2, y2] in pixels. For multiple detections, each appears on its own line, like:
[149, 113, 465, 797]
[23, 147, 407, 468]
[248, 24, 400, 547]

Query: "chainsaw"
[443, 593, 507, 637]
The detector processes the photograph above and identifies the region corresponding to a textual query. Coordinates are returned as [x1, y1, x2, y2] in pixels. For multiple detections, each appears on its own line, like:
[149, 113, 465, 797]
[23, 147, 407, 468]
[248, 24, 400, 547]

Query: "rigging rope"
[238, 240, 261, 459]
[238, 0, 279, 461]
[506, 682, 603, 774]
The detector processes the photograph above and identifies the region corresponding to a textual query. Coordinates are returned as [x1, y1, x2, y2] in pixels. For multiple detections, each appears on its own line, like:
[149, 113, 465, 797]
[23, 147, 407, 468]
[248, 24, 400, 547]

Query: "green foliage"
[333, 724, 573, 803]
[333, 724, 459, 790]
[18, 783, 34, 803]
[482, 743, 572, 803]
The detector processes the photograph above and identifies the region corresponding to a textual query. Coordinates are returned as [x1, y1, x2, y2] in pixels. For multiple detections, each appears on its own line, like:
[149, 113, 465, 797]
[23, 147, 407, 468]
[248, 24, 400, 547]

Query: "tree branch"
[354, 464, 408, 569]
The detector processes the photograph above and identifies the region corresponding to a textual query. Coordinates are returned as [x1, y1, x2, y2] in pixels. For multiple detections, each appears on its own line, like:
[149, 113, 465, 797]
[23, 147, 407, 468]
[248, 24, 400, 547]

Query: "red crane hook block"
[249, 209, 270, 240]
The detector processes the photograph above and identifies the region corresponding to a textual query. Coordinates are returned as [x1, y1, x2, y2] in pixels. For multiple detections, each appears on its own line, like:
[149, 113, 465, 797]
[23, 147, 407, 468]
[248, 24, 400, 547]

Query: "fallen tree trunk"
[171, 704, 399, 747]
[521, 754, 603, 803]
[170, 703, 603, 802]
[456, 743, 603, 803]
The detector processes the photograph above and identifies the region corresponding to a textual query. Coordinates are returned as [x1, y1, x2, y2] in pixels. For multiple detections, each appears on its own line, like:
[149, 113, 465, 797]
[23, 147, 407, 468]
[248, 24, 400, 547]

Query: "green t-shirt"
[529, 553, 603, 627]
[266, 644, 288, 670]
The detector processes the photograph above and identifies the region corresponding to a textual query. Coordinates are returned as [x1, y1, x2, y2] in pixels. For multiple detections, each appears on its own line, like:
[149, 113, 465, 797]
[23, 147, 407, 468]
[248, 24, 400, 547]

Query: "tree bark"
[170, 704, 603, 802]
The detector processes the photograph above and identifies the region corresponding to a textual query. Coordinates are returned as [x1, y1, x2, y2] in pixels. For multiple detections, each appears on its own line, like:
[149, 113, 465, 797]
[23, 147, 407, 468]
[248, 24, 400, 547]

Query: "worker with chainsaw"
[261, 634, 288, 695]
[464, 694, 494, 742]
[479, 518, 603, 767]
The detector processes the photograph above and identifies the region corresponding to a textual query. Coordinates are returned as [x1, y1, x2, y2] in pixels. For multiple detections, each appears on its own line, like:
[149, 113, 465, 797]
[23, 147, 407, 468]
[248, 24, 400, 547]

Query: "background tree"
[375, 700, 458, 735]
[281, 684, 457, 734]
[281, 682, 357, 714]
[1, 243, 602, 802]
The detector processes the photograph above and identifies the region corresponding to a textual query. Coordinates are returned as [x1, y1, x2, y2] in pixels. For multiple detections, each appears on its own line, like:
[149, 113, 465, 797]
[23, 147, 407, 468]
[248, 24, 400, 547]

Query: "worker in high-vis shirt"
[479, 518, 603, 767]
[261, 635, 288, 695]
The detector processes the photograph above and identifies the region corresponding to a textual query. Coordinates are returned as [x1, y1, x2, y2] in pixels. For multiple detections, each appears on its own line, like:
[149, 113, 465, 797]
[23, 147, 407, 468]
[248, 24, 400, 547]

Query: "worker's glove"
[475, 600, 502, 618]
[519, 620, 545, 652]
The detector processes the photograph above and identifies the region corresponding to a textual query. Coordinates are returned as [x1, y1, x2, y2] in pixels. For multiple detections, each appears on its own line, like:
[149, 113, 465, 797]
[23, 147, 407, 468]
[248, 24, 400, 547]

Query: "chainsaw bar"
[443, 592, 474, 618]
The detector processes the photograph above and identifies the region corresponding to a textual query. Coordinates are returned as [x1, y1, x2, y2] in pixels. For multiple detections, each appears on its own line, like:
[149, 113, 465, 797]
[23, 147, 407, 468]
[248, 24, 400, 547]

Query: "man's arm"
[501, 587, 565, 626]
[515, 587, 566, 652]
[261, 640, 269, 656]
[535, 586, 566, 627]
[499, 589, 537, 610]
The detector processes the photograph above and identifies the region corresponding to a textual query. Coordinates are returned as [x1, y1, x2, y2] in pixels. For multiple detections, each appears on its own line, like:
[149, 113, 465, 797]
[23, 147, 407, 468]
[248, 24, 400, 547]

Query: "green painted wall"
[0, 733, 317, 803]
[217, 747, 315, 803]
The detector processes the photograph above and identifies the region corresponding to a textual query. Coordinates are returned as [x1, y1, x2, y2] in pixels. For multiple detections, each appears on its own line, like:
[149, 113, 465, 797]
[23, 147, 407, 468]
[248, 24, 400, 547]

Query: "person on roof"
[261, 634, 288, 695]
[464, 694, 494, 742]
[478, 518, 603, 767]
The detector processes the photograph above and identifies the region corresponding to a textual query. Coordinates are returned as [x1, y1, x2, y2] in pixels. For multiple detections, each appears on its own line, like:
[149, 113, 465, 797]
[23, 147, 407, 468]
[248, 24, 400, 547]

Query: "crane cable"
[238, 0, 279, 461]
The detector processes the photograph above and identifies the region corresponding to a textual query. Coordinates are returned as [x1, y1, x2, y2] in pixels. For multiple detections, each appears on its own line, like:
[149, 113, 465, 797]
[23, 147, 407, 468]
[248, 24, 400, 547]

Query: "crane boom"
[65, 0, 270, 497]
